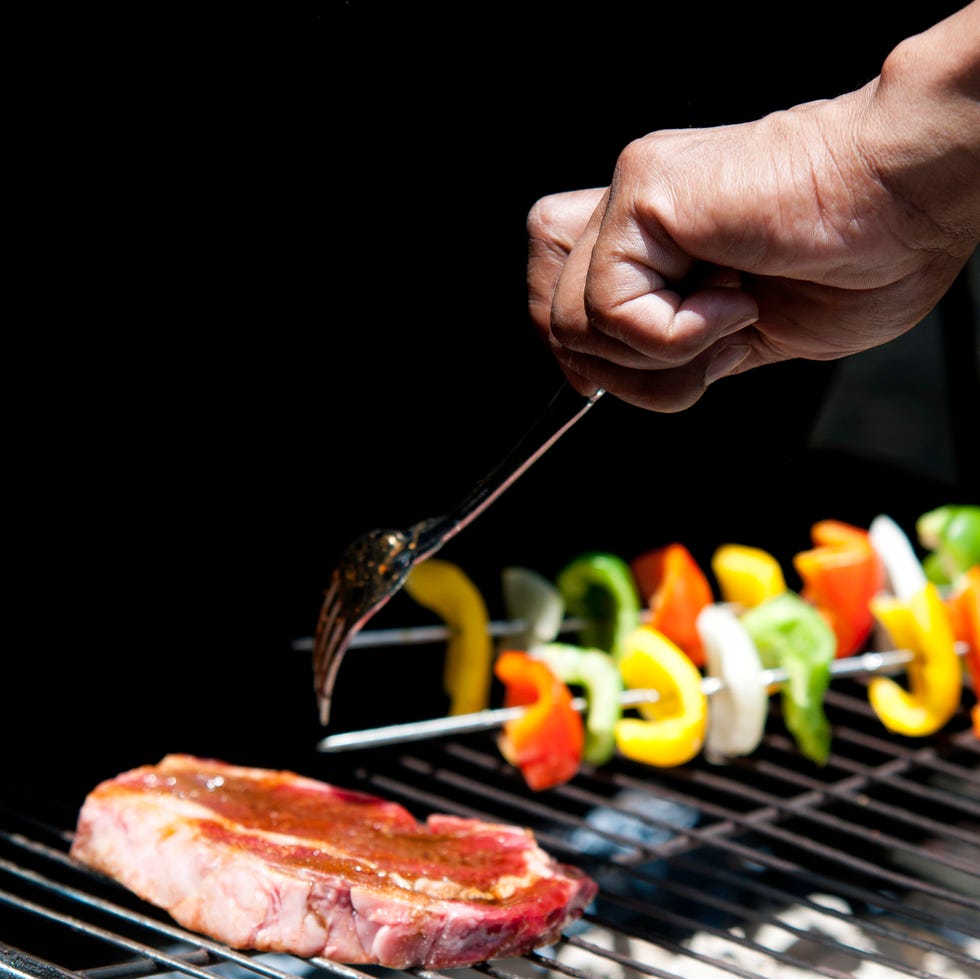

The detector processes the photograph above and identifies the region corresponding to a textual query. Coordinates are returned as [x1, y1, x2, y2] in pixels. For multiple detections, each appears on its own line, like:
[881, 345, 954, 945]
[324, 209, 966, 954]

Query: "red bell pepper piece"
[793, 520, 886, 659]
[943, 565, 980, 736]
[630, 543, 713, 667]
[494, 650, 584, 791]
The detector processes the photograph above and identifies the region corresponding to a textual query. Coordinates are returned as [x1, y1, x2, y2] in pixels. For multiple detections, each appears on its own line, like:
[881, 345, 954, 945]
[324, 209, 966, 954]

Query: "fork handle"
[414, 382, 605, 562]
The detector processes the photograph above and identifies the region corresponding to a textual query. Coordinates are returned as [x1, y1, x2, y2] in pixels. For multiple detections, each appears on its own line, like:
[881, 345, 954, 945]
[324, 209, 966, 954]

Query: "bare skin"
[527, 1, 980, 412]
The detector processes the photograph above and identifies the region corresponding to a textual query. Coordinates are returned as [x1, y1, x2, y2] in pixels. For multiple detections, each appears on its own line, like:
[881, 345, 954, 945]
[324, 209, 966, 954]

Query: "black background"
[3, 4, 977, 784]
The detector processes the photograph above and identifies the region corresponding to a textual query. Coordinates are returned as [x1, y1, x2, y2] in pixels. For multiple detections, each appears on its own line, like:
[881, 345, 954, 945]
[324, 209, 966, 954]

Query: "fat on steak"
[70, 754, 597, 968]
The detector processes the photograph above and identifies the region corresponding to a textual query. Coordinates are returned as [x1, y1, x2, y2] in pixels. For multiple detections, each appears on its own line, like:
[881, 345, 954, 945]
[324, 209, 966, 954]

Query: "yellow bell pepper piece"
[711, 544, 787, 609]
[614, 625, 707, 767]
[404, 558, 492, 716]
[868, 582, 962, 736]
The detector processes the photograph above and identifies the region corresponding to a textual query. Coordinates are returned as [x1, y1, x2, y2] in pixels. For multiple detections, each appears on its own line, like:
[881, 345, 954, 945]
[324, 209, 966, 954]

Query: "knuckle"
[525, 194, 566, 239]
[614, 137, 648, 175]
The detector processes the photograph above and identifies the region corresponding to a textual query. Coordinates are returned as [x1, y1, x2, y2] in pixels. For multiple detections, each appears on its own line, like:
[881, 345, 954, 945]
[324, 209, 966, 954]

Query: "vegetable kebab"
[383, 505, 979, 791]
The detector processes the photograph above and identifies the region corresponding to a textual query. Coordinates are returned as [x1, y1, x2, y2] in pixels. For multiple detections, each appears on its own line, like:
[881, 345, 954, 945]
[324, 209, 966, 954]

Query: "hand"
[526, 5, 980, 412]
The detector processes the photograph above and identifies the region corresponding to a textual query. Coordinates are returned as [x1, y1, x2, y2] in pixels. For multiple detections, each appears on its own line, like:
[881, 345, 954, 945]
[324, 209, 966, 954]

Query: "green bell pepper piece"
[741, 591, 836, 766]
[556, 551, 641, 663]
[916, 504, 980, 586]
[534, 642, 623, 766]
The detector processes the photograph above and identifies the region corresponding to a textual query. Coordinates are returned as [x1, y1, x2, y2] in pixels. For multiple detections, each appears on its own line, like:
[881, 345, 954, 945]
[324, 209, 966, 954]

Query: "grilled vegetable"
[793, 520, 886, 659]
[868, 582, 962, 737]
[868, 514, 927, 602]
[534, 642, 623, 766]
[495, 649, 584, 791]
[630, 542, 713, 666]
[742, 592, 836, 765]
[614, 625, 708, 767]
[943, 566, 980, 735]
[916, 504, 980, 586]
[404, 559, 493, 716]
[557, 551, 641, 663]
[501, 566, 565, 652]
[697, 603, 768, 763]
[711, 544, 787, 609]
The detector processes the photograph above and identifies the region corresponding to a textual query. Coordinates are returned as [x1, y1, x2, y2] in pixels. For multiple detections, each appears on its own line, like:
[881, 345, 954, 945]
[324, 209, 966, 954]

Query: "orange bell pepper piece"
[944, 565, 980, 736]
[793, 520, 886, 659]
[630, 543, 713, 667]
[494, 650, 584, 791]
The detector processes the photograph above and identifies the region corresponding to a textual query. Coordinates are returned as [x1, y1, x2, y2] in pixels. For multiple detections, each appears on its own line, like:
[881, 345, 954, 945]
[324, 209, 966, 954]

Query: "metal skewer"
[315, 645, 968, 753]
[292, 616, 591, 652]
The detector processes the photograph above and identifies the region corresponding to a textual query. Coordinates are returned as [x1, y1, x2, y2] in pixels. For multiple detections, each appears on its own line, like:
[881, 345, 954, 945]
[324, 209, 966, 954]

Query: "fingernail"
[704, 344, 750, 386]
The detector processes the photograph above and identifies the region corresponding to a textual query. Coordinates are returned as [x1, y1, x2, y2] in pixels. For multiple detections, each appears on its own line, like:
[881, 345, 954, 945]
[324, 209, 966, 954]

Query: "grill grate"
[2, 678, 978, 979]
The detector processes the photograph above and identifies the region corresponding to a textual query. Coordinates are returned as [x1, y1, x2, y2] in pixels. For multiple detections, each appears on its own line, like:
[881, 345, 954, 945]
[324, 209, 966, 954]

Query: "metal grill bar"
[363, 735, 980, 975]
[2, 677, 978, 979]
[0, 851, 308, 979]
[398, 729, 978, 893]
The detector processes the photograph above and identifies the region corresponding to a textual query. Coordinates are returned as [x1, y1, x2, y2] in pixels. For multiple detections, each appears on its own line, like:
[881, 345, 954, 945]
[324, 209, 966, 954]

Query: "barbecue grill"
[4, 218, 977, 979]
[2, 663, 978, 978]
[3, 259, 978, 979]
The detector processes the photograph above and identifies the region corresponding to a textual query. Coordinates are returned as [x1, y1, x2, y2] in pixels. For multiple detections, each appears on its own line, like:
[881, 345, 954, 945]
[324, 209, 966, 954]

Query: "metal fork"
[313, 381, 604, 725]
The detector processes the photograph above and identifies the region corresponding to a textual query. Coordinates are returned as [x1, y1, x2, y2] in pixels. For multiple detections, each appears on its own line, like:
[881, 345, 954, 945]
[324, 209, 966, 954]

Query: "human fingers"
[545, 181, 760, 403]
[526, 187, 607, 344]
[560, 272, 907, 412]
[577, 160, 760, 370]
[549, 334, 755, 413]
[551, 227, 760, 374]
[576, 257, 965, 413]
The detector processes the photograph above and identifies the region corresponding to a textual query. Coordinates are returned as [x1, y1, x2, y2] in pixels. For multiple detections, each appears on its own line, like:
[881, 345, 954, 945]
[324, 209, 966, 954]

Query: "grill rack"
[2, 676, 979, 979]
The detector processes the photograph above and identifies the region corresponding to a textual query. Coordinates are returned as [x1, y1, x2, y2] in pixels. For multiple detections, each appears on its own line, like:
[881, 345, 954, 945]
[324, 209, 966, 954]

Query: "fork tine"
[316, 632, 352, 725]
[315, 575, 342, 640]
[317, 609, 347, 668]
[313, 582, 345, 676]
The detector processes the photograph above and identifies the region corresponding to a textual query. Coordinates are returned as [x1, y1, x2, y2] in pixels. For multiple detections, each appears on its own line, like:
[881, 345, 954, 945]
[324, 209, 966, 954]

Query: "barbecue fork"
[313, 381, 604, 725]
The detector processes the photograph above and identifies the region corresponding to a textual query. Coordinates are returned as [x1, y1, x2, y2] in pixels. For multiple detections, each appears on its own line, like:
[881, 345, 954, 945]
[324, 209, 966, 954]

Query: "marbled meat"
[70, 754, 597, 968]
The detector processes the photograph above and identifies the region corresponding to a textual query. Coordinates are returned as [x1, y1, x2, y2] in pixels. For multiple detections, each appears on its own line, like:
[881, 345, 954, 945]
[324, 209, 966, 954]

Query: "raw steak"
[70, 754, 596, 968]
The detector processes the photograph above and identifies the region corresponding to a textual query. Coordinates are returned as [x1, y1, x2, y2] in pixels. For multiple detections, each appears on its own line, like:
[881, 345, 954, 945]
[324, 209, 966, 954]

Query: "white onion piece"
[868, 514, 927, 603]
[501, 566, 565, 652]
[697, 603, 768, 764]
